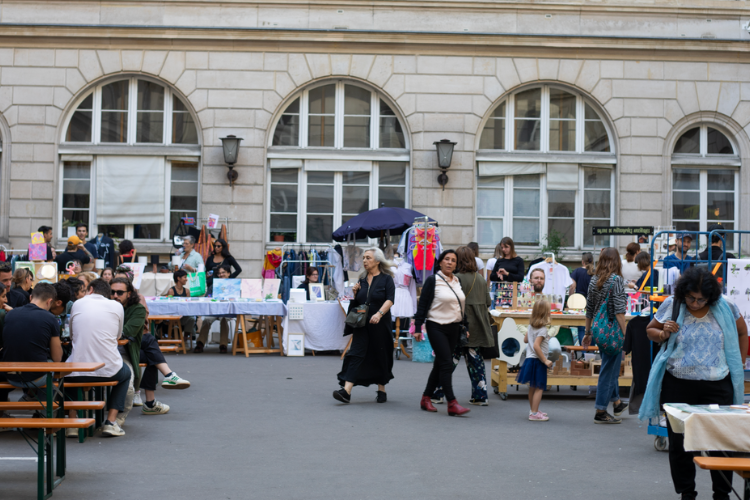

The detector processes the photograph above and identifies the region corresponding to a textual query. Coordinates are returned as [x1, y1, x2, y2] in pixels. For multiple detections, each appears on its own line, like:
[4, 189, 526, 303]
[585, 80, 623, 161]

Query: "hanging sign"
[181, 217, 195, 226]
[592, 226, 654, 236]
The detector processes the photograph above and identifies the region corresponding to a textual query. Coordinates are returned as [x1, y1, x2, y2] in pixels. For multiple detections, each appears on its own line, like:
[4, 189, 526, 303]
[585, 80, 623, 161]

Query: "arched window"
[60, 77, 200, 242]
[476, 85, 615, 249]
[671, 124, 739, 247]
[267, 80, 409, 243]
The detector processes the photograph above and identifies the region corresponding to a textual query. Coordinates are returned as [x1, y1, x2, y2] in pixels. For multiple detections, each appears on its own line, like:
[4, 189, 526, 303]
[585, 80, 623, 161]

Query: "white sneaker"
[161, 373, 190, 390]
[66, 427, 79, 439]
[101, 421, 125, 437]
[142, 401, 170, 415]
[132, 391, 143, 407]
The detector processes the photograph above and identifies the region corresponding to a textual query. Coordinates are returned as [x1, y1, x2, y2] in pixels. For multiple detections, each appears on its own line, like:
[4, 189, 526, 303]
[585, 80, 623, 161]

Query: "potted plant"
[271, 232, 285, 242]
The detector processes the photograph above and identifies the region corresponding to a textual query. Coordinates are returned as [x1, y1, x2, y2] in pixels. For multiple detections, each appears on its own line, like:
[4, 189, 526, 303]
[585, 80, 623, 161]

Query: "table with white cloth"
[664, 403, 750, 452]
[139, 273, 174, 296]
[145, 298, 287, 357]
[281, 301, 350, 355]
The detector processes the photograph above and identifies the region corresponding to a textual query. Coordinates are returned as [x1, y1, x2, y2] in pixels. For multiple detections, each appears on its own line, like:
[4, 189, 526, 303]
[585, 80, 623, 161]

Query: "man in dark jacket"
[54, 235, 92, 272]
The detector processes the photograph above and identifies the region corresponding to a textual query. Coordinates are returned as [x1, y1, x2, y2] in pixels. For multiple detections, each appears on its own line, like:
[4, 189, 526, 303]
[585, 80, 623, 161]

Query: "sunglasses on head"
[111, 290, 127, 296]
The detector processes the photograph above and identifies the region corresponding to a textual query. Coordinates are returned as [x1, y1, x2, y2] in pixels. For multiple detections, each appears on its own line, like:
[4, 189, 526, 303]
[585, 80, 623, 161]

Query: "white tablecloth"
[664, 403, 750, 452]
[282, 301, 349, 354]
[139, 274, 174, 297]
[145, 298, 287, 317]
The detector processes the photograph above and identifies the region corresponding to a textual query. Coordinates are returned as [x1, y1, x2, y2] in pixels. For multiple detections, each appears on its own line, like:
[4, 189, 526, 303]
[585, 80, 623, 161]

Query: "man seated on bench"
[1, 283, 62, 398]
[65, 278, 131, 438]
[194, 265, 232, 353]
[111, 278, 189, 421]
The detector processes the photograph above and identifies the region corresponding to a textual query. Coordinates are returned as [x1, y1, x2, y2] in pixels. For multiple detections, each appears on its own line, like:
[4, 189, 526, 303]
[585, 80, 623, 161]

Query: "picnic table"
[0, 361, 104, 500]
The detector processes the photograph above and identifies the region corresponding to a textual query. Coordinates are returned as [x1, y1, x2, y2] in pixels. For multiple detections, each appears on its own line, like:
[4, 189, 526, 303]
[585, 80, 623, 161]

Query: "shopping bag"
[187, 272, 206, 297]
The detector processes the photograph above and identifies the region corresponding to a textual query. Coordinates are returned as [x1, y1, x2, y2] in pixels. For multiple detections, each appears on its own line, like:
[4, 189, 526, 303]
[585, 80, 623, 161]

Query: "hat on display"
[67, 235, 82, 246]
[667, 238, 677, 246]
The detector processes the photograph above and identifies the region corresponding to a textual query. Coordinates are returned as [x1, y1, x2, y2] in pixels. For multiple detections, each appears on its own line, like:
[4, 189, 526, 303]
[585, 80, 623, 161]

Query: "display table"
[145, 298, 287, 357]
[664, 403, 750, 452]
[281, 301, 349, 354]
[492, 311, 588, 327]
[139, 273, 174, 296]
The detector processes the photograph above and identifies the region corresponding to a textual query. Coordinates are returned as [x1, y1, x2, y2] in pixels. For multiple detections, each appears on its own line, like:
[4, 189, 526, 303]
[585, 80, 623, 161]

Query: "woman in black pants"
[414, 250, 470, 417]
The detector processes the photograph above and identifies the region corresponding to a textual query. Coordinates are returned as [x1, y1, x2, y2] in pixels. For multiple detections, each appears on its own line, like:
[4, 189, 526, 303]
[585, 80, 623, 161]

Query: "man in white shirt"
[65, 279, 131, 438]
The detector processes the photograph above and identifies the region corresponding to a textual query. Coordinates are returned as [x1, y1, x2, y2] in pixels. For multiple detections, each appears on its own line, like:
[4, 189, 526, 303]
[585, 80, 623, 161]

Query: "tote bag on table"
[187, 272, 206, 297]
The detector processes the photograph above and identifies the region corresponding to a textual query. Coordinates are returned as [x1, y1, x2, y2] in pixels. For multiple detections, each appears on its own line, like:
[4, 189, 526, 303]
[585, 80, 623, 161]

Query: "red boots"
[420, 395, 437, 412]
[448, 399, 471, 416]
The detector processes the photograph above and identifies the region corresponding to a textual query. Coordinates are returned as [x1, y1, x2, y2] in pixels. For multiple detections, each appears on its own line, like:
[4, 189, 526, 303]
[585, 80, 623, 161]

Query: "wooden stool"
[148, 315, 187, 354]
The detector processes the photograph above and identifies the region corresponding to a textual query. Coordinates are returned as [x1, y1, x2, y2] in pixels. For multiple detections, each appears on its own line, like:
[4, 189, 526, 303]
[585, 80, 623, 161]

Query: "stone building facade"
[0, 0, 748, 274]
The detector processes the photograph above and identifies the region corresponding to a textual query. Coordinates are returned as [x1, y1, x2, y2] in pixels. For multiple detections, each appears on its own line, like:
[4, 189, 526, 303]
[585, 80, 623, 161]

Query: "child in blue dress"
[517, 298, 553, 421]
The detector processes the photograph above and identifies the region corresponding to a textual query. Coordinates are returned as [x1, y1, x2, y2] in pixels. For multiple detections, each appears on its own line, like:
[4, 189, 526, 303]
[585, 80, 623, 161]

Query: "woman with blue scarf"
[640, 267, 748, 500]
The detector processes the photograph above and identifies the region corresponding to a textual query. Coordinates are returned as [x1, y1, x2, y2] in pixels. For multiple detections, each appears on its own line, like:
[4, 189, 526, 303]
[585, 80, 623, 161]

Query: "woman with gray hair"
[179, 235, 203, 274]
[334, 248, 396, 404]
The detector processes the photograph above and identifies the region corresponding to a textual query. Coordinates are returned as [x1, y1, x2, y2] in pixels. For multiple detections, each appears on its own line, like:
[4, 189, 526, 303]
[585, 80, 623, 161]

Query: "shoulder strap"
[466, 273, 477, 296]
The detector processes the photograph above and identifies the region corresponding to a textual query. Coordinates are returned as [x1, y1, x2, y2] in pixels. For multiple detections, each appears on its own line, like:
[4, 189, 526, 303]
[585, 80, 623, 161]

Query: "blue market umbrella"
[332, 207, 435, 241]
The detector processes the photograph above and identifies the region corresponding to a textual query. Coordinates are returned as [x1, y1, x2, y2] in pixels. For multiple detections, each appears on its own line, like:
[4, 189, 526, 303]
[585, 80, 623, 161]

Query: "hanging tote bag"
[187, 272, 207, 297]
[591, 277, 624, 355]
[345, 276, 375, 329]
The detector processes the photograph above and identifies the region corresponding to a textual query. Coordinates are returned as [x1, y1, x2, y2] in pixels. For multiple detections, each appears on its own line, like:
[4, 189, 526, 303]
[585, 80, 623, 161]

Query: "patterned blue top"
[655, 296, 741, 381]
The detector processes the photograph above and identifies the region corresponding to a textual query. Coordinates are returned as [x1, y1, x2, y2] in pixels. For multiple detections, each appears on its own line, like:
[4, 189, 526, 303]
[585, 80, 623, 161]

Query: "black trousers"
[661, 371, 734, 497]
[423, 321, 460, 401]
[65, 363, 131, 412]
[139, 334, 167, 391]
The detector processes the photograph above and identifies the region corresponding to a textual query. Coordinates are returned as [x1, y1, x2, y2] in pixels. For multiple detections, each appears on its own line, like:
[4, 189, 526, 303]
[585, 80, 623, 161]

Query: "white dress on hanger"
[391, 259, 417, 318]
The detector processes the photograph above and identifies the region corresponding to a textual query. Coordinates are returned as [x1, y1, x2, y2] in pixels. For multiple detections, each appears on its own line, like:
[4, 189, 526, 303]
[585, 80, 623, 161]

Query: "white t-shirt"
[621, 260, 641, 282]
[67, 294, 125, 378]
[526, 325, 549, 359]
[475, 257, 484, 272]
[526, 262, 573, 297]
[486, 258, 497, 278]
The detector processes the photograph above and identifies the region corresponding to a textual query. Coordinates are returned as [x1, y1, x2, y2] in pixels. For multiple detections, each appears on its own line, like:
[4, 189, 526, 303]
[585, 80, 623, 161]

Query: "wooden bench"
[158, 339, 183, 345]
[159, 345, 179, 353]
[0, 401, 105, 411]
[0, 417, 95, 500]
[148, 315, 188, 353]
[694, 457, 750, 499]
[0, 381, 118, 390]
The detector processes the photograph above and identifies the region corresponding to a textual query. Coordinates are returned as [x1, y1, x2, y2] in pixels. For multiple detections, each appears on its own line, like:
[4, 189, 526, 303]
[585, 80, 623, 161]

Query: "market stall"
[281, 301, 349, 354]
[139, 273, 174, 296]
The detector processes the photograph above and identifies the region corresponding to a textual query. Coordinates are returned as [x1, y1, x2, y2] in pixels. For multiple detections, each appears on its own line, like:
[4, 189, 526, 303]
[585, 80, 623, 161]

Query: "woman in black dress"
[489, 237, 525, 283]
[334, 248, 395, 404]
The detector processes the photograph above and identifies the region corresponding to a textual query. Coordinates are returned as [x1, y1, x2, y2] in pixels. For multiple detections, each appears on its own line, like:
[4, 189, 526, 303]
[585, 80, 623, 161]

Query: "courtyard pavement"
[0, 352, 736, 499]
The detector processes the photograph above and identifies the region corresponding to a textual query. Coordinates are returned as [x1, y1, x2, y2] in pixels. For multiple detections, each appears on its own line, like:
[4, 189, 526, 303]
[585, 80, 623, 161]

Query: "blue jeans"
[595, 350, 622, 411]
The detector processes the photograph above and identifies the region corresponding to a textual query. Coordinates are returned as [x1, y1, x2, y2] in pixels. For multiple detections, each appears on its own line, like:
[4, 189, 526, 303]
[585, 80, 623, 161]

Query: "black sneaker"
[376, 391, 387, 403]
[594, 412, 622, 424]
[680, 493, 697, 500]
[613, 401, 629, 417]
[333, 389, 351, 404]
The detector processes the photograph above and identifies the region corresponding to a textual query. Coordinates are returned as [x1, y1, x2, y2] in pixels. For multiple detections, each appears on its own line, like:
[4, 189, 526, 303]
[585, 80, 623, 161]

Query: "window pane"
[477, 188, 503, 217]
[674, 220, 700, 232]
[514, 174, 540, 188]
[707, 128, 733, 154]
[284, 98, 300, 114]
[172, 163, 199, 181]
[79, 94, 93, 110]
[584, 121, 610, 152]
[344, 85, 370, 115]
[707, 170, 735, 191]
[477, 219, 503, 247]
[102, 81, 128, 110]
[513, 219, 539, 245]
[380, 99, 395, 116]
[136, 112, 164, 143]
[673, 191, 700, 220]
[270, 185, 298, 213]
[271, 168, 298, 184]
[309, 84, 335, 114]
[66, 111, 92, 142]
[548, 218, 575, 247]
[548, 190, 575, 217]
[378, 186, 405, 208]
[272, 114, 299, 146]
[514, 119, 540, 150]
[101, 111, 128, 143]
[673, 170, 700, 190]
[478, 175, 505, 188]
[549, 119, 575, 151]
[172, 106, 198, 144]
[584, 190, 611, 218]
[549, 89, 576, 119]
[584, 219, 612, 247]
[98, 224, 125, 239]
[308, 115, 334, 147]
[63, 162, 91, 180]
[306, 215, 333, 242]
[379, 162, 406, 185]
[170, 163, 198, 213]
[62, 180, 90, 208]
[513, 189, 540, 217]
[674, 128, 700, 154]
[133, 224, 160, 239]
[584, 103, 599, 120]
[514, 88, 541, 119]
[63, 210, 89, 227]
[479, 118, 505, 150]
[342, 185, 369, 213]
[707, 192, 734, 221]
[342, 171, 369, 185]
[343, 116, 370, 148]
[583, 168, 610, 189]
[307, 184, 334, 213]
[308, 172, 334, 184]
[379, 116, 405, 148]
[270, 214, 297, 241]
[137, 81, 164, 110]
[170, 211, 196, 237]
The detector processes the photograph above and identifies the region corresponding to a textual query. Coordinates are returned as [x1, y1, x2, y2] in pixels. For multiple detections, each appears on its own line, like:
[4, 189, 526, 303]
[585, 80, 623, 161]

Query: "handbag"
[592, 277, 624, 355]
[345, 276, 375, 329]
[186, 272, 207, 297]
[438, 273, 469, 347]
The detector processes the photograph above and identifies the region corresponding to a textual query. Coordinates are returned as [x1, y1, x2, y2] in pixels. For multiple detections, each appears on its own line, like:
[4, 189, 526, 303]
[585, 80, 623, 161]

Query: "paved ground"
[0, 352, 737, 499]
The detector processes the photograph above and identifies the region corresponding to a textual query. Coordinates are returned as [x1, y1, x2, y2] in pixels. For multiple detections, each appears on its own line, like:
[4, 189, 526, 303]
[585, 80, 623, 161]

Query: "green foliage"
[541, 229, 567, 259]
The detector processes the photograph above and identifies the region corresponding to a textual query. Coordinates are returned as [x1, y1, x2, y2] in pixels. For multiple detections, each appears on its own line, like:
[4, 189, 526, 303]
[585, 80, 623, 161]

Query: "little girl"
[516, 298, 552, 421]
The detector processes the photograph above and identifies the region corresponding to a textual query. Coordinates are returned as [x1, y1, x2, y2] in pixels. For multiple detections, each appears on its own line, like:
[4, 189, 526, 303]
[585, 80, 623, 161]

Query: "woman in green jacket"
[432, 246, 495, 406]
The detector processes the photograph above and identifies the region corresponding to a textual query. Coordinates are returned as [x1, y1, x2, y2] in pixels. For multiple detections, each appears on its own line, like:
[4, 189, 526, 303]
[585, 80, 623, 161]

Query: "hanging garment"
[195, 225, 213, 262]
[345, 245, 363, 273]
[413, 227, 436, 271]
[281, 249, 297, 303]
[391, 260, 417, 318]
[90, 235, 116, 269]
[263, 249, 282, 279]
[397, 229, 411, 257]
[334, 244, 348, 282]
[526, 261, 574, 297]
[328, 250, 345, 297]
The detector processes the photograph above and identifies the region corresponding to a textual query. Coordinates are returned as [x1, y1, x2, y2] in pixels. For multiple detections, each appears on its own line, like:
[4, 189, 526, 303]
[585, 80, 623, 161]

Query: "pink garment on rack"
[262, 269, 275, 279]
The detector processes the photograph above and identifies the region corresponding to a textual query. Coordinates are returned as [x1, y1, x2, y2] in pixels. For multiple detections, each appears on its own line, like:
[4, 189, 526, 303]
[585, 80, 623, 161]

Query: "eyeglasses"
[685, 295, 707, 305]
[111, 290, 127, 297]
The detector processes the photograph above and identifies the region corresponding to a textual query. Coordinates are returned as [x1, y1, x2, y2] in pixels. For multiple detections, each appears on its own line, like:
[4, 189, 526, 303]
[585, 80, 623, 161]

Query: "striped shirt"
[585, 274, 627, 319]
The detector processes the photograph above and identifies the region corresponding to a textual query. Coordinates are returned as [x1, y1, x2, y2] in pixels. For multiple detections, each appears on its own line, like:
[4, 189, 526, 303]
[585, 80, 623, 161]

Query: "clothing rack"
[412, 216, 439, 277]
[280, 243, 336, 299]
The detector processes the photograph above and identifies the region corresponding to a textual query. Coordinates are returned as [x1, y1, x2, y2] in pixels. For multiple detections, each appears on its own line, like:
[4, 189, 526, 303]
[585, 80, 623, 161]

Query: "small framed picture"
[287, 333, 305, 356]
[309, 283, 325, 302]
